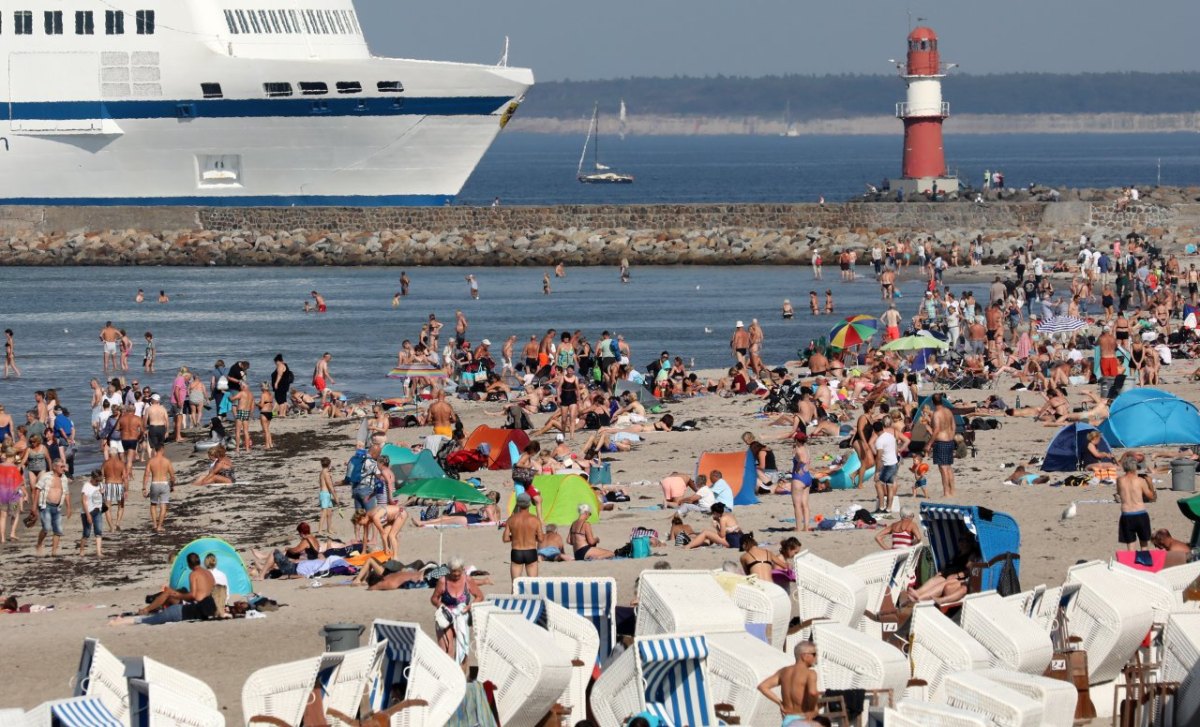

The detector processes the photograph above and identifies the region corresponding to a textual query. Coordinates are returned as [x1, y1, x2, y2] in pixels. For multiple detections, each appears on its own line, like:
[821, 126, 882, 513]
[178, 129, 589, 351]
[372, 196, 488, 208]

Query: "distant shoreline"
[509, 112, 1200, 137]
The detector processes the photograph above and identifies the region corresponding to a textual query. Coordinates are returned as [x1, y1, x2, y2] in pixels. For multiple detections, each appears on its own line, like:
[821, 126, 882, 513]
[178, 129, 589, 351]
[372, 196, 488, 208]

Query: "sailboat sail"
[577, 109, 595, 177]
[619, 99, 628, 141]
[577, 101, 634, 184]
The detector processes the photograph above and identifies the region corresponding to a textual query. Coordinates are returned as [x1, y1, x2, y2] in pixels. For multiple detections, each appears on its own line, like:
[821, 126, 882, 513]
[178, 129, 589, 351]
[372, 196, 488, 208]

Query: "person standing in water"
[543, 272, 551, 295]
[400, 271, 410, 296]
[4, 329, 19, 378]
[465, 274, 479, 300]
[554, 262, 565, 278]
[311, 290, 327, 312]
[619, 258, 630, 283]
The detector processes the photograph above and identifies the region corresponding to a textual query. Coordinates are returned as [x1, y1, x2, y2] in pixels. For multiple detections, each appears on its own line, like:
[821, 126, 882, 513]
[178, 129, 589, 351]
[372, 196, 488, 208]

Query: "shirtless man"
[310, 290, 327, 313]
[1116, 456, 1155, 550]
[99, 321, 121, 373]
[930, 393, 957, 496]
[521, 335, 539, 375]
[985, 301, 1003, 347]
[116, 405, 145, 473]
[730, 322, 750, 364]
[757, 641, 820, 724]
[501, 335, 517, 378]
[35, 460, 71, 556]
[143, 445, 177, 533]
[427, 391, 456, 439]
[455, 310, 468, 344]
[880, 304, 902, 341]
[1152, 529, 1191, 554]
[312, 353, 335, 402]
[129, 552, 217, 624]
[101, 450, 128, 531]
[400, 271, 410, 296]
[1097, 326, 1122, 380]
[144, 394, 170, 451]
[466, 274, 479, 299]
[880, 268, 896, 301]
[232, 383, 255, 451]
[502, 493, 543, 579]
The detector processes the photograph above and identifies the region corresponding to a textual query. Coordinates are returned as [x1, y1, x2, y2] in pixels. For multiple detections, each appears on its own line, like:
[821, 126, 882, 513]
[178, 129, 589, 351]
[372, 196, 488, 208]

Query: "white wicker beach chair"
[792, 550, 867, 639]
[890, 542, 928, 605]
[704, 631, 790, 725]
[908, 602, 991, 699]
[141, 656, 219, 711]
[486, 594, 600, 726]
[882, 706, 924, 726]
[368, 619, 466, 727]
[959, 592, 1054, 674]
[72, 638, 130, 724]
[715, 572, 792, 648]
[590, 633, 720, 727]
[514, 576, 618, 664]
[941, 670, 1042, 726]
[635, 570, 746, 637]
[1065, 560, 1156, 684]
[0, 709, 30, 727]
[1110, 559, 1200, 625]
[127, 678, 226, 727]
[1158, 560, 1200, 598]
[26, 697, 124, 727]
[324, 643, 387, 726]
[811, 622, 909, 697]
[847, 547, 910, 631]
[240, 653, 341, 727]
[1163, 612, 1200, 727]
[895, 699, 989, 726]
[473, 607, 572, 727]
[974, 667, 1078, 727]
[1004, 584, 1044, 619]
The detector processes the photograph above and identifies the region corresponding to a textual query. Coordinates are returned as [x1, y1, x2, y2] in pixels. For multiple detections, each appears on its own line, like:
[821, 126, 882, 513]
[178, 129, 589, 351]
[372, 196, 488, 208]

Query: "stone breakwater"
[1, 199, 1199, 266]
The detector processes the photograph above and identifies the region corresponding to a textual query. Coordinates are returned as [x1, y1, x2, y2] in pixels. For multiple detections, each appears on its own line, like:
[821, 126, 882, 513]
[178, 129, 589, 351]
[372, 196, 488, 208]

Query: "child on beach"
[318, 457, 338, 535]
[910, 457, 929, 498]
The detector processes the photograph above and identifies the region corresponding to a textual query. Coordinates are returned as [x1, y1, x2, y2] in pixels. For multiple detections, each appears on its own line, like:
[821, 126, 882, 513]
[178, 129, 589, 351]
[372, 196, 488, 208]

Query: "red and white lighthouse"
[890, 26, 959, 196]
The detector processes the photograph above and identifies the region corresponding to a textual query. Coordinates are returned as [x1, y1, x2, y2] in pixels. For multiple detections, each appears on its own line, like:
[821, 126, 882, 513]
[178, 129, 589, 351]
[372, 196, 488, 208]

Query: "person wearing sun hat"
[731, 321, 750, 365]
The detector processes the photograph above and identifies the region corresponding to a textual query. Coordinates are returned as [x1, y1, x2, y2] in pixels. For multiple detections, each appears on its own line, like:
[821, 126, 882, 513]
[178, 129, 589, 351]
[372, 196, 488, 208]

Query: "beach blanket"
[345, 551, 389, 567]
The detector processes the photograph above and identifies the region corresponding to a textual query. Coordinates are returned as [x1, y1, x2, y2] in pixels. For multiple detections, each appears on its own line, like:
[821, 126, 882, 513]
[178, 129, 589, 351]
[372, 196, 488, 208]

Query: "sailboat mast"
[577, 106, 595, 176]
[593, 103, 600, 169]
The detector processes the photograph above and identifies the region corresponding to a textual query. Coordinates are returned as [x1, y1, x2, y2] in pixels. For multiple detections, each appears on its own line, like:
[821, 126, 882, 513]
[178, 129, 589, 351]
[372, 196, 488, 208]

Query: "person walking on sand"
[311, 290, 327, 312]
[116, 404, 145, 474]
[757, 641, 821, 724]
[465, 274, 479, 299]
[99, 321, 120, 373]
[312, 352, 335, 403]
[1116, 455, 1156, 550]
[502, 492, 543, 579]
[930, 393, 957, 497]
[78, 470, 104, 558]
[232, 382, 255, 451]
[317, 457, 338, 535]
[101, 451, 128, 532]
[143, 445, 176, 533]
[4, 329, 20, 378]
[731, 321, 750, 365]
[35, 460, 71, 556]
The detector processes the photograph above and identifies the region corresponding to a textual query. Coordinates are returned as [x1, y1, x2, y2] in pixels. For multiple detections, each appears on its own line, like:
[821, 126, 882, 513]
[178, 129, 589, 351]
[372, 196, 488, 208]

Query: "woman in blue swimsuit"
[789, 432, 813, 533]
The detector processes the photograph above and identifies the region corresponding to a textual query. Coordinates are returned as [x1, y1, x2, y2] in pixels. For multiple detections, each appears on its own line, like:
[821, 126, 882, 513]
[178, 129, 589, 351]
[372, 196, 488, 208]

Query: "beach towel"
[345, 551, 390, 567]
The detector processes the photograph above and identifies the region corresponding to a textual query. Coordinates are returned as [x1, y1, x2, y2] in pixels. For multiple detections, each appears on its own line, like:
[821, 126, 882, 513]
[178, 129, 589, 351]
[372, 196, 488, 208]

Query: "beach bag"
[511, 466, 536, 485]
[589, 463, 612, 485]
[446, 449, 486, 473]
[216, 376, 229, 392]
[630, 536, 651, 559]
[343, 448, 368, 486]
[675, 531, 692, 546]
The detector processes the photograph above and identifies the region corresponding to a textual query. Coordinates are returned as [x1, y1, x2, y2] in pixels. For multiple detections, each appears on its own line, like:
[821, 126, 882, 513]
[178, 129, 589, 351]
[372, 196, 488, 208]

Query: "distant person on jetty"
[1117, 456, 1155, 550]
[503, 492, 544, 578]
[465, 274, 479, 299]
[99, 321, 120, 373]
[310, 290, 327, 312]
[399, 270, 410, 296]
[4, 329, 19, 378]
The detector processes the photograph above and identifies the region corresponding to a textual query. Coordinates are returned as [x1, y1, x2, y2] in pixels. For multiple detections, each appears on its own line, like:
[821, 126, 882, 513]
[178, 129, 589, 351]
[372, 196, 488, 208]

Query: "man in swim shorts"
[99, 321, 121, 374]
[427, 391, 456, 439]
[101, 452, 128, 531]
[116, 405, 145, 473]
[1116, 456, 1155, 550]
[311, 290, 327, 313]
[502, 493, 543, 579]
[145, 394, 169, 450]
[312, 352, 335, 399]
[143, 445, 176, 534]
[929, 393, 957, 497]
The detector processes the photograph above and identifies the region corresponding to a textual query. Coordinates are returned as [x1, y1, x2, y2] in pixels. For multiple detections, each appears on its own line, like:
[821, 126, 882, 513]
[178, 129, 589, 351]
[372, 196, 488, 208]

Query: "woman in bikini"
[193, 445, 235, 486]
[788, 432, 813, 532]
[568, 503, 613, 560]
[257, 383, 275, 450]
[367, 403, 390, 439]
[875, 507, 922, 550]
[739, 534, 777, 579]
[430, 557, 484, 666]
[684, 503, 742, 550]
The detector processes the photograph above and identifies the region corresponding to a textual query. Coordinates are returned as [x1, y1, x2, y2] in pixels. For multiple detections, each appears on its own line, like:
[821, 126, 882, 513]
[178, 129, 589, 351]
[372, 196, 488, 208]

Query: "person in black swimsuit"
[559, 368, 580, 436]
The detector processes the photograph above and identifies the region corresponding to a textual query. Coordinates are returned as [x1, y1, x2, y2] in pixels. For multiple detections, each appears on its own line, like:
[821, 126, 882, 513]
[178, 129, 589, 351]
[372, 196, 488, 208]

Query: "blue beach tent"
[912, 395, 967, 432]
[170, 537, 253, 595]
[1099, 388, 1200, 448]
[1043, 422, 1113, 472]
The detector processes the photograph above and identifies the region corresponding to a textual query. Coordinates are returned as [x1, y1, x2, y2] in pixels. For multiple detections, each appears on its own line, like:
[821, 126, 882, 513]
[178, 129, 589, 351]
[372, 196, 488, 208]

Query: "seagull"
[1061, 501, 1077, 521]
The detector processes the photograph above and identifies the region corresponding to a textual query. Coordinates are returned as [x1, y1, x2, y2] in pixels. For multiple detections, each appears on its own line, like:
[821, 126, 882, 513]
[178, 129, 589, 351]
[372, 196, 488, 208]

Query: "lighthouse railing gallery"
[895, 101, 950, 119]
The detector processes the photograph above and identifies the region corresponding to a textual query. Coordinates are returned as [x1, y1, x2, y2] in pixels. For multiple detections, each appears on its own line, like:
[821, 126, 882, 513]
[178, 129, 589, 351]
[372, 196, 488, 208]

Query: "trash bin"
[319, 623, 364, 652]
[1171, 458, 1197, 493]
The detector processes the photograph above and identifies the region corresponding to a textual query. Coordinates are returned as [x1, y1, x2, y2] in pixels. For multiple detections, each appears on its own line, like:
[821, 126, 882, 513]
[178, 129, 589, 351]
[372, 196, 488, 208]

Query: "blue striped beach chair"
[591, 634, 720, 727]
[514, 576, 617, 664]
[368, 619, 465, 726]
[27, 697, 123, 727]
[71, 639, 130, 724]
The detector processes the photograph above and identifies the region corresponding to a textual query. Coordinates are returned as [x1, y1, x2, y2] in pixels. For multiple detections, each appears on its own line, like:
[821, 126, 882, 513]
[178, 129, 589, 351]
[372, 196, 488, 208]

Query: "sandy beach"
[2, 347, 1198, 722]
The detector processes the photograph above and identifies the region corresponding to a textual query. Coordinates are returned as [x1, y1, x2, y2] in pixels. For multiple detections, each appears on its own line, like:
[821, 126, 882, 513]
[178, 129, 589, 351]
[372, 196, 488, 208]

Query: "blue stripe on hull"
[10, 96, 510, 120]
[0, 194, 454, 207]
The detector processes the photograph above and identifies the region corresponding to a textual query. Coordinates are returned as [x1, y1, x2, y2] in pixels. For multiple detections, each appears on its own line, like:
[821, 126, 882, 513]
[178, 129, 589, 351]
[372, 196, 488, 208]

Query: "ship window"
[263, 82, 292, 97]
[44, 10, 63, 34]
[201, 82, 223, 99]
[336, 81, 361, 94]
[377, 81, 404, 93]
[267, 10, 281, 34]
[223, 10, 237, 34]
[75, 10, 94, 34]
[299, 81, 327, 95]
[234, 10, 249, 33]
[105, 10, 124, 35]
[247, 11, 261, 33]
[14, 11, 32, 35]
[135, 10, 154, 35]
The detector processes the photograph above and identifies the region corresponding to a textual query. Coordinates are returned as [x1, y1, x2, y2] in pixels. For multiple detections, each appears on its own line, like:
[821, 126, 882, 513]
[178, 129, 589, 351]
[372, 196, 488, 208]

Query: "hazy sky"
[355, 0, 1200, 81]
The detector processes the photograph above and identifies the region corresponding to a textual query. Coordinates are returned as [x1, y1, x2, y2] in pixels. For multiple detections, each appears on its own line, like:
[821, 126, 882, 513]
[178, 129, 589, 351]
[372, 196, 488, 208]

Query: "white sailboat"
[619, 99, 628, 141]
[578, 102, 634, 184]
[780, 100, 801, 137]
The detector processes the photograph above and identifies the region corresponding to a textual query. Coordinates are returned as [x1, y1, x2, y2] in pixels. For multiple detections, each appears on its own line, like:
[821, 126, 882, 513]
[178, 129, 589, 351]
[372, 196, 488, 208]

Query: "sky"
[355, 0, 1200, 81]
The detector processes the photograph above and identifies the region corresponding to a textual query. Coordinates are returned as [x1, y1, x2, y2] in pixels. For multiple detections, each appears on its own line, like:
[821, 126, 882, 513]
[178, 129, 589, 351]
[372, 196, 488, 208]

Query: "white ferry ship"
[0, 0, 533, 205]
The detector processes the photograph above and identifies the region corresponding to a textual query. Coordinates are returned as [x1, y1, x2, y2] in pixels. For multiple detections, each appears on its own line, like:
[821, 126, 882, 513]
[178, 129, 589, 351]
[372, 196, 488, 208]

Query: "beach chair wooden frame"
[128, 678, 226, 727]
[941, 671, 1043, 726]
[908, 602, 991, 699]
[324, 643, 387, 726]
[72, 638, 131, 724]
[514, 576, 618, 664]
[974, 667, 1078, 727]
[792, 550, 867, 639]
[485, 594, 599, 726]
[367, 619, 465, 727]
[27, 697, 124, 727]
[590, 633, 722, 727]
[1065, 560, 1156, 684]
[472, 607, 572, 727]
[240, 654, 342, 727]
[959, 592, 1054, 674]
[895, 699, 990, 726]
[635, 570, 746, 637]
[811, 622, 909, 697]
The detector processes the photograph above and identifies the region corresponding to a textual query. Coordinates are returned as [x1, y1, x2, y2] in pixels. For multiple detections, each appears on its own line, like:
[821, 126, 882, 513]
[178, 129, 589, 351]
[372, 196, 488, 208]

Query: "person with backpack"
[272, 354, 294, 417]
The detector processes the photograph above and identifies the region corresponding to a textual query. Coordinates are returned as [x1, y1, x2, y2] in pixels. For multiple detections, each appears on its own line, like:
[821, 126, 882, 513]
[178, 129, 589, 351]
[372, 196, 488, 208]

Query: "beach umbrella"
[881, 335, 949, 351]
[1037, 316, 1087, 335]
[828, 316, 878, 349]
[395, 477, 490, 505]
[387, 364, 448, 379]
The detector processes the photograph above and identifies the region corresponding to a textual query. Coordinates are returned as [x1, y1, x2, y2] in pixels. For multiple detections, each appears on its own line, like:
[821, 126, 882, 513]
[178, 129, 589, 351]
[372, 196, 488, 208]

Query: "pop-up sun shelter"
[170, 537, 252, 595]
[695, 450, 759, 506]
[912, 395, 967, 432]
[464, 425, 531, 470]
[1099, 388, 1200, 448]
[507, 474, 602, 526]
[381, 444, 445, 483]
[920, 503, 1020, 593]
[1043, 422, 1113, 472]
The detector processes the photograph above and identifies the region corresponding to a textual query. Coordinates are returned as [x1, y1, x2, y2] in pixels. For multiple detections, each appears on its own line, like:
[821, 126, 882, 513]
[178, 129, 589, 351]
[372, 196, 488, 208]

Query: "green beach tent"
[507, 474, 602, 526]
[381, 444, 446, 483]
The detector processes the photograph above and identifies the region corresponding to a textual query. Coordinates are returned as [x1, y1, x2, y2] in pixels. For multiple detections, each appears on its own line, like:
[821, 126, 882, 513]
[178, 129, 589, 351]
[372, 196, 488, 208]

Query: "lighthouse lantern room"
[888, 26, 960, 198]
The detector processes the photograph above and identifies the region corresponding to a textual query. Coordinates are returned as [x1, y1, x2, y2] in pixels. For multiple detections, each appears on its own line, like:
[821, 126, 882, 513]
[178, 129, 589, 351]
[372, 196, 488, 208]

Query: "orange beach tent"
[464, 425, 531, 470]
